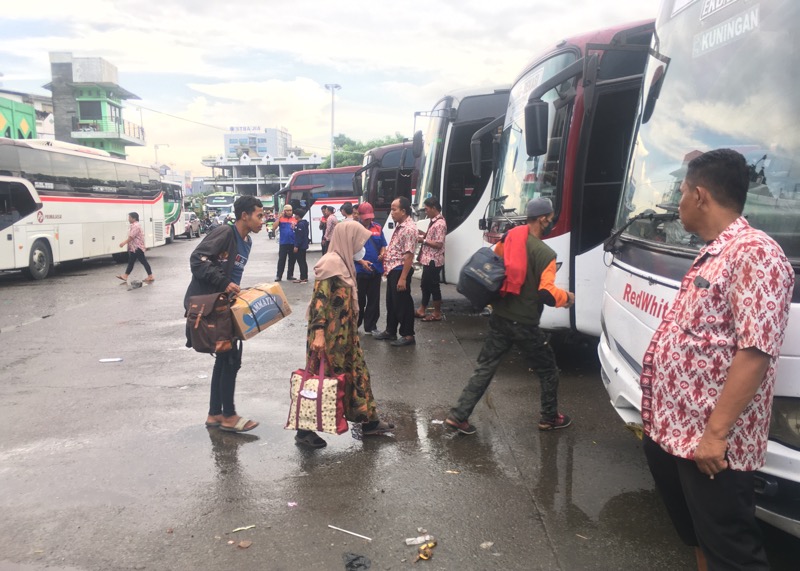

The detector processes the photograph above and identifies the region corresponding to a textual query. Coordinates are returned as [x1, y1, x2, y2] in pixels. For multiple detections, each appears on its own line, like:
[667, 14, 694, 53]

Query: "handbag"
[457, 247, 506, 309]
[185, 292, 236, 354]
[284, 355, 348, 435]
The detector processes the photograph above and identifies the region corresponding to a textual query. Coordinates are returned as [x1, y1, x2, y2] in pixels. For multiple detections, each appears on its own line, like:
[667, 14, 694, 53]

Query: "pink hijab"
[313, 221, 372, 314]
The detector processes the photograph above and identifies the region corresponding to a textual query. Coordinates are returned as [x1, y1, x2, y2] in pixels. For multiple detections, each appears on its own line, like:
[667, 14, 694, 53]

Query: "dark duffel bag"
[185, 292, 235, 354]
[457, 247, 506, 309]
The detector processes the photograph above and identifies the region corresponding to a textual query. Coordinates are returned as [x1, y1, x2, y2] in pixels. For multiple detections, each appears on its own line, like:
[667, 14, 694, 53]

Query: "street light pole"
[324, 83, 341, 168]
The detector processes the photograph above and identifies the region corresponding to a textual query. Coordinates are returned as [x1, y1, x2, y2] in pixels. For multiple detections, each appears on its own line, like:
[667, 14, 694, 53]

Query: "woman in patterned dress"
[296, 222, 395, 448]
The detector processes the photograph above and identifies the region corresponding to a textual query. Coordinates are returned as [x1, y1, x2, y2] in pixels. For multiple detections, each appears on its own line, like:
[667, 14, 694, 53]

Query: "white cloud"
[3, 0, 659, 174]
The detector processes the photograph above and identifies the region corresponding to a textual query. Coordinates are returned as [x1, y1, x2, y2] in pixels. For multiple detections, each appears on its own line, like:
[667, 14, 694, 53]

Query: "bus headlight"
[769, 397, 800, 451]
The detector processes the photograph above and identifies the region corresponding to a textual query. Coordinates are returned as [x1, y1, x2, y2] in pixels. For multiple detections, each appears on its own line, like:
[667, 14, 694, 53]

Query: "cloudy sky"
[2, 0, 659, 176]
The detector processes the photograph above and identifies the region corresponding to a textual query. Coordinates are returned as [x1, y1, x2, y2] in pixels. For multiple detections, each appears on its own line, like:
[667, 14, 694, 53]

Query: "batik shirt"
[383, 217, 418, 274]
[128, 222, 145, 252]
[419, 214, 447, 267]
[641, 217, 794, 470]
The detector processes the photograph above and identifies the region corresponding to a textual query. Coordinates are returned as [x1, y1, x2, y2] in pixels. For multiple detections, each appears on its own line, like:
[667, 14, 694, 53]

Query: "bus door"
[0, 177, 42, 271]
[571, 35, 652, 336]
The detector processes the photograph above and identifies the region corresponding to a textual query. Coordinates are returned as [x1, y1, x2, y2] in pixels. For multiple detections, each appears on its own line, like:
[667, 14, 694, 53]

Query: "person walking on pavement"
[321, 205, 338, 255]
[184, 195, 265, 433]
[292, 208, 310, 283]
[116, 212, 154, 283]
[355, 202, 387, 334]
[296, 222, 395, 448]
[373, 197, 418, 347]
[275, 204, 296, 281]
[639, 149, 794, 571]
[446, 198, 575, 435]
[415, 197, 447, 321]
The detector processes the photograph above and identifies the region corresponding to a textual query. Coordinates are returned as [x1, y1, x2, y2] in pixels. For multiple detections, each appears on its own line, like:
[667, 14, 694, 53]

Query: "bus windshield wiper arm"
[603, 211, 679, 253]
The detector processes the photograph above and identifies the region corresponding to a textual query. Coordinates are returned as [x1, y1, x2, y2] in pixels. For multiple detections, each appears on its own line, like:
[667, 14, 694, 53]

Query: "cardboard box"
[231, 282, 292, 340]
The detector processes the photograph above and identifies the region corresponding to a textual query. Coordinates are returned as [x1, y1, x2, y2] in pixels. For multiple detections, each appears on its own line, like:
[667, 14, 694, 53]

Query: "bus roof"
[0, 137, 156, 170]
[513, 19, 655, 85]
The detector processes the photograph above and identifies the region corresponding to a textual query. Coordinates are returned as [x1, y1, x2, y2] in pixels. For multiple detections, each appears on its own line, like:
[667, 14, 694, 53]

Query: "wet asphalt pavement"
[1, 233, 798, 571]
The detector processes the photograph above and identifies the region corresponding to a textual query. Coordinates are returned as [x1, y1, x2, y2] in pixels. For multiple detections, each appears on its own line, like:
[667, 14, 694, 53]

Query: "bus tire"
[26, 239, 52, 280]
[112, 252, 128, 263]
[166, 225, 175, 244]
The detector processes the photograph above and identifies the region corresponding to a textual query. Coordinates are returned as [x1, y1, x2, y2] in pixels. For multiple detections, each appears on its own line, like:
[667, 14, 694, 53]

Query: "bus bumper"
[598, 331, 800, 539]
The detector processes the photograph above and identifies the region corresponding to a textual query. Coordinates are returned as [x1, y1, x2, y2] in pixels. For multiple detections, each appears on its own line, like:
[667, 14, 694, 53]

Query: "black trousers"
[643, 435, 768, 570]
[276, 243, 296, 279]
[357, 272, 382, 332]
[291, 248, 308, 280]
[420, 262, 442, 305]
[125, 248, 152, 275]
[385, 268, 415, 337]
[321, 241, 329, 255]
[209, 341, 243, 418]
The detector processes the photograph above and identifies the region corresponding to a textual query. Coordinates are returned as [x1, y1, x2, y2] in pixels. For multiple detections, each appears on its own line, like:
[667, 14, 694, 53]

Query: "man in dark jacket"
[184, 195, 264, 433]
[275, 204, 296, 281]
[291, 208, 310, 283]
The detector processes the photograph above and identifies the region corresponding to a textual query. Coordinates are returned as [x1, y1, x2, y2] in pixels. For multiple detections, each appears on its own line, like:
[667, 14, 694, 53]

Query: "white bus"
[599, 0, 800, 537]
[408, 87, 510, 282]
[0, 138, 166, 279]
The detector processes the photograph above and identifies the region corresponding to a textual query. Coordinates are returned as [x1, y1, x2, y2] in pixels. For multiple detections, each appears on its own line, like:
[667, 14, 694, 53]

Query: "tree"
[317, 132, 407, 168]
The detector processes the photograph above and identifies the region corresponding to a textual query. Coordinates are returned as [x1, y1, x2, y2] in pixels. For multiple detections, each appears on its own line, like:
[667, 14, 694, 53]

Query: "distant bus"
[277, 166, 361, 244]
[355, 141, 419, 227]
[205, 191, 239, 219]
[410, 87, 510, 282]
[0, 138, 165, 279]
[162, 179, 183, 243]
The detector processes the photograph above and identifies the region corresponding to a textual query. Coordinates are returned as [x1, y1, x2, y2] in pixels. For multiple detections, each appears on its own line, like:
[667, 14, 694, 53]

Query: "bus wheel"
[26, 239, 52, 280]
[112, 252, 128, 263]
[166, 226, 175, 244]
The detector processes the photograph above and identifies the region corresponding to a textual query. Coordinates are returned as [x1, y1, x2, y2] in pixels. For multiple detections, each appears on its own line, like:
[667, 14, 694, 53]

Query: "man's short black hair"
[340, 202, 354, 215]
[294, 208, 306, 218]
[395, 196, 412, 216]
[423, 197, 442, 211]
[234, 195, 263, 220]
[685, 149, 749, 214]
[128, 211, 139, 222]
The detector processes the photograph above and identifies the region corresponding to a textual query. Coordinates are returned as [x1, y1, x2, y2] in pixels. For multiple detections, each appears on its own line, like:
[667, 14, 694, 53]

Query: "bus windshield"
[414, 100, 451, 211]
[291, 172, 355, 198]
[620, 1, 800, 262]
[493, 52, 577, 218]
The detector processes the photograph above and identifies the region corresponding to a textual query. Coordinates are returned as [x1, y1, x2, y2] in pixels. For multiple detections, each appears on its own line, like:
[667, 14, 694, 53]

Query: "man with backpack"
[446, 197, 575, 435]
[184, 195, 264, 433]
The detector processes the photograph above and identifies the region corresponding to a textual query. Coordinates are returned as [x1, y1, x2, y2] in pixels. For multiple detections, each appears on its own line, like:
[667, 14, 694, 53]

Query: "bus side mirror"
[471, 138, 482, 178]
[412, 130, 423, 159]
[479, 218, 487, 231]
[524, 99, 549, 157]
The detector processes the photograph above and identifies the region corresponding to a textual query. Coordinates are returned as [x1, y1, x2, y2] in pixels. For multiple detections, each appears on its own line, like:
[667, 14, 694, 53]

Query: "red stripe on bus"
[39, 193, 164, 205]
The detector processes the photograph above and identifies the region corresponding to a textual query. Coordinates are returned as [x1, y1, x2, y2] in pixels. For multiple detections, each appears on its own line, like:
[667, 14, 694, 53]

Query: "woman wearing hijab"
[296, 222, 395, 448]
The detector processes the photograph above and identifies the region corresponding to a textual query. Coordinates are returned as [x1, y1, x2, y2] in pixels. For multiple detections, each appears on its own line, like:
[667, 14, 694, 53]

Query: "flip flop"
[205, 421, 221, 428]
[362, 420, 395, 436]
[143, 276, 155, 282]
[116, 275, 127, 282]
[219, 417, 259, 433]
[414, 312, 426, 319]
[422, 314, 443, 322]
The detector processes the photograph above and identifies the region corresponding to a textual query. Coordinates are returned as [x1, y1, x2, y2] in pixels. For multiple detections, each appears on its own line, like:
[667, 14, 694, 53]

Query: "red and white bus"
[276, 165, 361, 244]
[479, 20, 654, 336]
[0, 138, 165, 279]
[600, 0, 800, 537]
[356, 140, 419, 227]
[408, 87, 510, 279]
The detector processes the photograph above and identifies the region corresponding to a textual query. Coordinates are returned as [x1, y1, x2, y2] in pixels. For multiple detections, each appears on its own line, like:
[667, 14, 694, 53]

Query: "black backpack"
[457, 247, 506, 309]
[185, 292, 236, 354]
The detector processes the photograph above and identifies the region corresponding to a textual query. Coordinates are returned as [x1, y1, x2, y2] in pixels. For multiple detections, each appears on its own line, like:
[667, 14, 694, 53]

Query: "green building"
[44, 52, 145, 158]
[0, 97, 37, 140]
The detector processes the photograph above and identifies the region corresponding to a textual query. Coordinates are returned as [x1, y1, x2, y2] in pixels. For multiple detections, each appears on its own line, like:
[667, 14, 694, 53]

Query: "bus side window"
[115, 163, 140, 194]
[18, 147, 56, 187]
[86, 158, 117, 187]
[0, 181, 38, 231]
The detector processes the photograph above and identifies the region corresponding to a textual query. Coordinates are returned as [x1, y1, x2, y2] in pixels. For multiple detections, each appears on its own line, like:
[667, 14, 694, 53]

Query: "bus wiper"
[603, 211, 679, 253]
